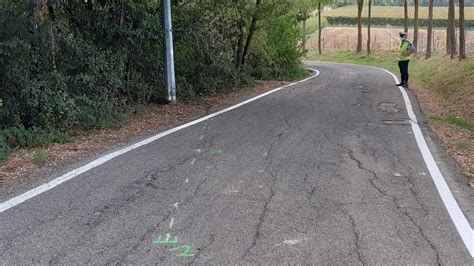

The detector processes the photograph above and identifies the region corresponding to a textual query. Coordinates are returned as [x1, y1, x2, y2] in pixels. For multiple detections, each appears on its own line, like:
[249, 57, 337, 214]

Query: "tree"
[235, 2, 246, 69]
[413, 0, 419, 49]
[447, 0, 457, 58]
[426, 0, 433, 58]
[295, 0, 318, 52]
[241, 0, 262, 67]
[459, 0, 466, 59]
[356, 0, 363, 52]
[318, 2, 323, 54]
[404, 0, 408, 33]
[367, 0, 372, 54]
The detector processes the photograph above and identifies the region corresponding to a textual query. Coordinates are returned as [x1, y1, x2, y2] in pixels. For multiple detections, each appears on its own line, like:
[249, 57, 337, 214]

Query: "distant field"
[322, 5, 474, 20]
[306, 27, 474, 53]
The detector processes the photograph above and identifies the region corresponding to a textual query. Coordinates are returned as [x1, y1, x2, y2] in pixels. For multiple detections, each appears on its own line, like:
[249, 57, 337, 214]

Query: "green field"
[323, 5, 474, 20]
[304, 15, 328, 37]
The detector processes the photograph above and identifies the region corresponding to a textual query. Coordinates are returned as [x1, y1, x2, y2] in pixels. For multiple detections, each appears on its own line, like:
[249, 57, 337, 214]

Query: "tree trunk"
[426, 0, 433, 58]
[367, 0, 372, 55]
[236, 20, 245, 68]
[302, 18, 307, 51]
[404, 0, 408, 33]
[413, 0, 419, 49]
[119, 0, 126, 28]
[241, 0, 261, 67]
[318, 2, 322, 55]
[447, 8, 452, 55]
[356, 0, 363, 52]
[447, 0, 457, 58]
[459, 0, 466, 60]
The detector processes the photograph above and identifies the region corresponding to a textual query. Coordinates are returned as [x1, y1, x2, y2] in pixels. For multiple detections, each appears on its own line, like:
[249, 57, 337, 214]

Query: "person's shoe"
[396, 83, 404, 86]
[403, 83, 409, 88]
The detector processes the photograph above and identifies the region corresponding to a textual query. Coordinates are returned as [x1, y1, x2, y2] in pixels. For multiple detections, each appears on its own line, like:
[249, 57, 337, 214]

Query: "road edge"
[305, 60, 474, 257]
[0, 69, 320, 214]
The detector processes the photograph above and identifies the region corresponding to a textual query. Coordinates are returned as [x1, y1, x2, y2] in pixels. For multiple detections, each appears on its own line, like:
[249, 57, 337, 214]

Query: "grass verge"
[306, 50, 473, 185]
[306, 51, 473, 122]
[431, 116, 474, 132]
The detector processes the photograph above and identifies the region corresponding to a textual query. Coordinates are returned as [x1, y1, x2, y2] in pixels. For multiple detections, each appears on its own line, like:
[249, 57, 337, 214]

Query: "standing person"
[397, 32, 415, 88]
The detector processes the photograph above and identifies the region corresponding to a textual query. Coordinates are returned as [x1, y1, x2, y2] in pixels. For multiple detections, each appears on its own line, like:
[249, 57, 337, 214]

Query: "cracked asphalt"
[1, 62, 473, 264]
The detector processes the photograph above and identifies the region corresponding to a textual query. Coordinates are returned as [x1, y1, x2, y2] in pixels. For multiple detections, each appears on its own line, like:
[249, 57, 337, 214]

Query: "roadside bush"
[0, 127, 69, 149]
[246, 11, 307, 80]
[0, 135, 11, 163]
[32, 150, 48, 168]
[0, 1, 309, 163]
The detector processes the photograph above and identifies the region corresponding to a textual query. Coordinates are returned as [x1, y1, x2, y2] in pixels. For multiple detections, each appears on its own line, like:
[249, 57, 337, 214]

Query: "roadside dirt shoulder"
[0, 81, 288, 190]
[411, 82, 474, 187]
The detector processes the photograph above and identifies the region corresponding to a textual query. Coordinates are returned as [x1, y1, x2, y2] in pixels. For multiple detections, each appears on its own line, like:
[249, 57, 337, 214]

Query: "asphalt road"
[1, 62, 473, 264]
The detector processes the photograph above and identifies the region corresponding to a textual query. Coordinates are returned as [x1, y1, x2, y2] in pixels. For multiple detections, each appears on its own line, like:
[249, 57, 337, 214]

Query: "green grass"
[306, 50, 399, 73]
[305, 51, 474, 129]
[454, 142, 471, 151]
[304, 16, 328, 37]
[32, 150, 48, 168]
[323, 5, 474, 20]
[431, 116, 474, 132]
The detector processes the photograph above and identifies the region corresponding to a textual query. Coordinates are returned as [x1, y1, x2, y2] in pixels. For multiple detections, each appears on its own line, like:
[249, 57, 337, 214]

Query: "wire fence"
[307, 27, 474, 54]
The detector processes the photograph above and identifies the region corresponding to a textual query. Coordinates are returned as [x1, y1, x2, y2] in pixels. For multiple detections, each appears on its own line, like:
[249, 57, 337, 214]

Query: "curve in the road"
[1, 63, 472, 259]
[305, 61, 474, 257]
[0, 70, 321, 214]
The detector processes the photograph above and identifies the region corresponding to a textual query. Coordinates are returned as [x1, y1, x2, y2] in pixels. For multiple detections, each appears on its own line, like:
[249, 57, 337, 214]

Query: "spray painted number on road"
[153, 233, 195, 257]
[169, 245, 195, 257]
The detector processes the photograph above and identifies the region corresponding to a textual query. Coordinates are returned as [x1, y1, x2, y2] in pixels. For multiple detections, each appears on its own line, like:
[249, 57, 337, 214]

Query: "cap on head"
[399, 32, 407, 37]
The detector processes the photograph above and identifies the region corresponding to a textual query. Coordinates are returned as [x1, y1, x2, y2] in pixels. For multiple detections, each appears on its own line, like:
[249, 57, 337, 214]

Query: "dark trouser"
[398, 60, 410, 84]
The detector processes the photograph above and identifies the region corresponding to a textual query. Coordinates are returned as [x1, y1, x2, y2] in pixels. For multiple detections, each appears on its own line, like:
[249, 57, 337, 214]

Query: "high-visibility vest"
[398, 40, 412, 61]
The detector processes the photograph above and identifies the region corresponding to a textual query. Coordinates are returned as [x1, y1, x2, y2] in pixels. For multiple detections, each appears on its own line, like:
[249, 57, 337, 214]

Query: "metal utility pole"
[163, 0, 176, 103]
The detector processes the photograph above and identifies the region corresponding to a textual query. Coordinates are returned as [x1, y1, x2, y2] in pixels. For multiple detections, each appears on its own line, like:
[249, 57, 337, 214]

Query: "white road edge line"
[381, 68, 474, 257]
[306, 60, 473, 257]
[0, 69, 320, 214]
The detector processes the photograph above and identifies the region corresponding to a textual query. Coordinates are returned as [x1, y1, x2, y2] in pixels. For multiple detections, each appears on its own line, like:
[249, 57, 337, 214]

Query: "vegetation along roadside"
[0, 0, 309, 183]
[307, 51, 474, 187]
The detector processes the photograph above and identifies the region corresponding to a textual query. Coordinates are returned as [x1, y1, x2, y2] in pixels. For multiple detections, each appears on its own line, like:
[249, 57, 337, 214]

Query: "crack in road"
[343, 208, 366, 265]
[241, 112, 295, 260]
[187, 234, 216, 264]
[343, 143, 440, 263]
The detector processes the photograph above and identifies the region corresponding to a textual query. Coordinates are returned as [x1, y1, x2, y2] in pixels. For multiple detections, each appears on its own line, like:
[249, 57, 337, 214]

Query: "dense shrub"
[246, 11, 308, 80]
[0, 135, 11, 163]
[0, 1, 307, 163]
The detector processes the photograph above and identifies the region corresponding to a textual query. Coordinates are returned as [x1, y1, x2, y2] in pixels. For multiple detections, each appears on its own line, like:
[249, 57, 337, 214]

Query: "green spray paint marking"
[153, 233, 196, 258]
[210, 149, 222, 155]
[169, 245, 195, 257]
[154, 233, 178, 245]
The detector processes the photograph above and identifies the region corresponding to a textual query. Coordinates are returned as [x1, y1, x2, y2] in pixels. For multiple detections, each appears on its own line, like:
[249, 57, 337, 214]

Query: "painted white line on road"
[0, 70, 319, 213]
[305, 60, 473, 257]
[0, 70, 319, 214]
[380, 68, 474, 257]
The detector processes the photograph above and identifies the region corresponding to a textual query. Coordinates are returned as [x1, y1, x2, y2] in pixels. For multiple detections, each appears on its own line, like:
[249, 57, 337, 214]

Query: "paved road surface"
[1, 62, 473, 264]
